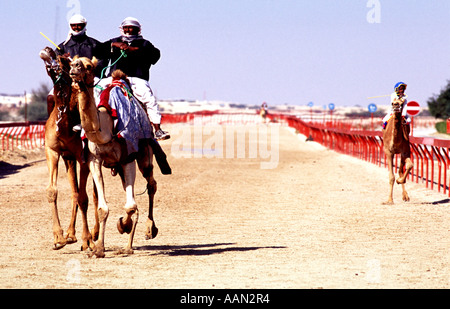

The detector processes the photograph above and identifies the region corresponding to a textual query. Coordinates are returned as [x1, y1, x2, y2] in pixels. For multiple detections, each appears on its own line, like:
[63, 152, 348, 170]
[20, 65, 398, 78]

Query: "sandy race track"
[0, 123, 448, 290]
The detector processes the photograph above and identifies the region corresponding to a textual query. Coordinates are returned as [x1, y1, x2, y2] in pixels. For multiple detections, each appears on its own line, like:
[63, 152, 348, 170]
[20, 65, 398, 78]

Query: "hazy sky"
[1, 0, 450, 110]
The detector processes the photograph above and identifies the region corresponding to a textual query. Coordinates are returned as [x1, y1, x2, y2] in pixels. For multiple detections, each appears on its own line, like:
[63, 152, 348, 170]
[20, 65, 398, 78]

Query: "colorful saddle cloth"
[98, 79, 153, 155]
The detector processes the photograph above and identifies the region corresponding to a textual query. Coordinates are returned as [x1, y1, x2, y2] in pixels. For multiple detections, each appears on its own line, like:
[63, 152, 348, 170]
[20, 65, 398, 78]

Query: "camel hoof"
[122, 248, 134, 255]
[382, 201, 394, 205]
[66, 235, 77, 244]
[93, 252, 105, 258]
[87, 247, 105, 258]
[91, 228, 99, 242]
[117, 217, 133, 234]
[145, 225, 159, 240]
[53, 242, 66, 250]
[81, 239, 94, 252]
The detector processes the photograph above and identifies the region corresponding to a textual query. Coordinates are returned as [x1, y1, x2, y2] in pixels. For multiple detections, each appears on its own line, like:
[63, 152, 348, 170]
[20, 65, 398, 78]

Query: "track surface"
[0, 124, 448, 288]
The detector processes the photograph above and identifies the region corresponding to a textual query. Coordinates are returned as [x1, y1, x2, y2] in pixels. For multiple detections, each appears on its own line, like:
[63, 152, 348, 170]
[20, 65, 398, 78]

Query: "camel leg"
[383, 153, 395, 205]
[77, 162, 95, 251]
[145, 177, 158, 240]
[63, 158, 78, 244]
[397, 156, 412, 202]
[88, 153, 109, 258]
[45, 148, 66, 250]
[117, 162, 139, 254]
[396, 156, 413, 184]
[91, 181, 100, 242]
[137, 143, 158, 240]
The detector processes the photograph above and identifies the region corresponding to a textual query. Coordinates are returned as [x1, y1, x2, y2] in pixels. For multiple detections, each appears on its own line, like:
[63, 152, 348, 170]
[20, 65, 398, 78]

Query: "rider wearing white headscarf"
[119, 17, 143, 43]
[63, 14, 88, 45]
[48, 14, 106, 116]
[99, 17, 169, 140]
[55, 14, 106, 77]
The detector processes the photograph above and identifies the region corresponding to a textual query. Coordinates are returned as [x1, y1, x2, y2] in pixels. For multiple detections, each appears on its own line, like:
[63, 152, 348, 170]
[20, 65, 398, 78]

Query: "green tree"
[427, 80, 450, 119]
[0, 110, 10, 121]
[21, 82, 50, 121]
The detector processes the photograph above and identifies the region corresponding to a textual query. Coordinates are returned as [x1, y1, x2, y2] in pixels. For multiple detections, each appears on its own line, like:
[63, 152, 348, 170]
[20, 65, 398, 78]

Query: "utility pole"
[24, 90, 28, 122]
[54, 5, 60, 43]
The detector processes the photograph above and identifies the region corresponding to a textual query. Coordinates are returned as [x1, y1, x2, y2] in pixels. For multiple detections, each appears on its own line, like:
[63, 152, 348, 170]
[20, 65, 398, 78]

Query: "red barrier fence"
[162, 111, 269, 125]
[2, 112, 450, 197]
[280, 114, 450, 197]
[0, 121, 45, 151]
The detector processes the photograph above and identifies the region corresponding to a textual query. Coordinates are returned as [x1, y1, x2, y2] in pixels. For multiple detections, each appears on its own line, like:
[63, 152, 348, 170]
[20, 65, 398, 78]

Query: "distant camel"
[39, 47, 98, 250]
[382, 97, 413, 204]
[69, 56, 162, 258]
[259, 102, 268, 123]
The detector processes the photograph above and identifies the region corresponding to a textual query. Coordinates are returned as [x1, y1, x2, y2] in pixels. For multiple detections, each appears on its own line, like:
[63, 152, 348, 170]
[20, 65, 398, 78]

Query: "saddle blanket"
[97, 79, 153, 155]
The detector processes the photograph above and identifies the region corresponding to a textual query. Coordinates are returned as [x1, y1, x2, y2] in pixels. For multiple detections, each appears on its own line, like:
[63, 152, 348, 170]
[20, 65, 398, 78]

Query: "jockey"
[382, 82, 410, 129]
[47, 14, 106, 116]
[99, 17, 169, 141]
[261, 102, 268, 111]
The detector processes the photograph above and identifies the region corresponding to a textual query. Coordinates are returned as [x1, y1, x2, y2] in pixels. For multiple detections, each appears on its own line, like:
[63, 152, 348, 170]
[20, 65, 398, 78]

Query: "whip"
[39, 32, 61, 50]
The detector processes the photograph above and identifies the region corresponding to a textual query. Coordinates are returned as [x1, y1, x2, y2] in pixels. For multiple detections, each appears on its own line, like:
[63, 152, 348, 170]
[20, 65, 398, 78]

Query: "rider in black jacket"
[105, 36, 160, 81]
[47, 14, 106, 115]
[101, 17, 169, 140]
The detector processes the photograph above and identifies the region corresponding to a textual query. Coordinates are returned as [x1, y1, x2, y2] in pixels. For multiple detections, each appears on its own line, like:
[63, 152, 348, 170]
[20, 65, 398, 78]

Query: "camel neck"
[77, 85, 99, 131]
[392, 112, 406, 143]
[76, 81, 114, 145]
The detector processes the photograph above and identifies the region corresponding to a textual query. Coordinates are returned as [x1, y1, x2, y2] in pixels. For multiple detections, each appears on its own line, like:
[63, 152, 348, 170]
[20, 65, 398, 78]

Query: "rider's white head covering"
[63, 14, 87, 45]
[119, 17, 143, 42]
[69, 14, 87, 25]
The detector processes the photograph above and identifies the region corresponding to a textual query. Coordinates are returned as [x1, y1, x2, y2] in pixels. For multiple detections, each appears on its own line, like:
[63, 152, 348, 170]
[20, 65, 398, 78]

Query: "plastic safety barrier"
[0, 121, 45, 151]
[2, 112, 450, 197]
[280, 114, 450, 197]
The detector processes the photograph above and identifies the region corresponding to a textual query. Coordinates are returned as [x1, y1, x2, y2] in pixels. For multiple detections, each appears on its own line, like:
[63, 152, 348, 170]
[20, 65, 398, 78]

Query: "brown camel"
[69, 56, 159, 258]
[39, 47, 98, 250]
[382, 97, 413, 204]
[259, 102, 268, 124]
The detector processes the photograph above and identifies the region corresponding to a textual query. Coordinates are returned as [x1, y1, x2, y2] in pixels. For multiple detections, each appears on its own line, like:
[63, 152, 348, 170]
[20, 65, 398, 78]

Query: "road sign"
[308, 102, 314, 107]
[405, 101, 421, 116]
[328, 103, 335, 111]
[368, 103, 377, 113]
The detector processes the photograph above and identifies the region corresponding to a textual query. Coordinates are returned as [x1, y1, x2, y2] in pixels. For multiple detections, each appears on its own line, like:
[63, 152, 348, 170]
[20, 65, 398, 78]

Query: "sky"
[1, 0, 450, 110]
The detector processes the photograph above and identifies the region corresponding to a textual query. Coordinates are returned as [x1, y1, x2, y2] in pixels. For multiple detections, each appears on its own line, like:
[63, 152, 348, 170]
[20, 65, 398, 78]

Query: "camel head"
[57, 55, 72, 73]
[39, 47, 72, 91]
[39, 47, 57, 65]
[69, 56, 98, 85]
[391, 97, 405, 114]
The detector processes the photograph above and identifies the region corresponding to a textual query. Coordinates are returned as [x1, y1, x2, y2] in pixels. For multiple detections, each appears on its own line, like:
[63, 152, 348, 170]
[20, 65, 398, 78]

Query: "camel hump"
[112, 70, 128, 81]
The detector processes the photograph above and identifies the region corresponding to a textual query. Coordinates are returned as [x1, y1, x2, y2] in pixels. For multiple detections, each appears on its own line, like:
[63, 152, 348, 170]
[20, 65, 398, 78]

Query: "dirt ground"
[0, 123, 448, 289]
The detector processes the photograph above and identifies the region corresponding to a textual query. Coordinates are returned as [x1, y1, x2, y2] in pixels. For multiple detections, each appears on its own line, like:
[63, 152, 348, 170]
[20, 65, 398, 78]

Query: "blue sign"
[328, 103, 335, 111]
[368, 103, 377, 113]
[308, 101, 314, 107]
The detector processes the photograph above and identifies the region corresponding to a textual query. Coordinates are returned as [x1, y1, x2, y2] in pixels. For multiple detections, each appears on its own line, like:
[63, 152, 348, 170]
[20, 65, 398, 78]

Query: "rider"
[261, 102, 268, 113]
[101, 17, 169, 141]
[47, 14, 106, 116]
[382, 82, 410, 129]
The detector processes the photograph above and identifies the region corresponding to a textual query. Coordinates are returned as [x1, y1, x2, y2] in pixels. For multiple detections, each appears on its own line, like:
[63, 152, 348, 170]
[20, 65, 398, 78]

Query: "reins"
[94, 49, 128, 88]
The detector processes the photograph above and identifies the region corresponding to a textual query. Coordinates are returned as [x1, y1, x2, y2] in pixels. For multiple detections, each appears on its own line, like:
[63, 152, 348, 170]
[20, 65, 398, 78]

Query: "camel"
[39, 47, 98, 251]
[382, 97, 413, 204]
[260, 108, 267, 122]
[69, 56, 160, 258]
[259, 102, 268, 124]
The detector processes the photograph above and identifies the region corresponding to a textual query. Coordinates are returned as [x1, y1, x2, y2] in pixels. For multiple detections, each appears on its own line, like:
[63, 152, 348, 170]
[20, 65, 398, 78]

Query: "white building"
[0, 93, 32, 107]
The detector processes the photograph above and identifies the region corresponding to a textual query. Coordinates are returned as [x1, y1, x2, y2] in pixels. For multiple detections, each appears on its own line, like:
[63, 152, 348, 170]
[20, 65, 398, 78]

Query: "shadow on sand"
[135, 242, 287, 257]
[0, 161, 31, 179]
